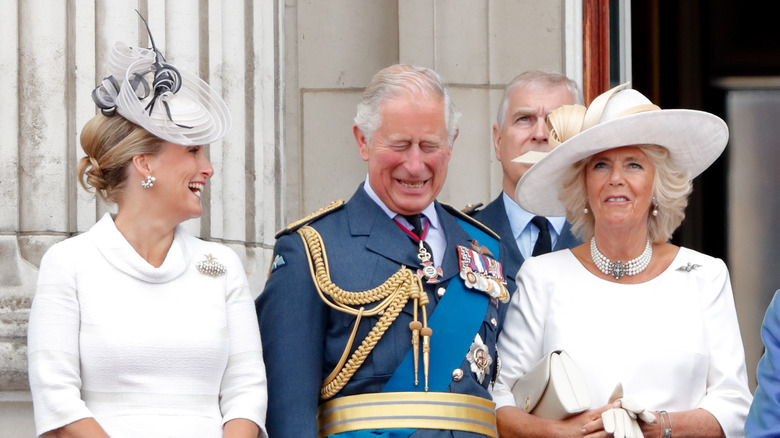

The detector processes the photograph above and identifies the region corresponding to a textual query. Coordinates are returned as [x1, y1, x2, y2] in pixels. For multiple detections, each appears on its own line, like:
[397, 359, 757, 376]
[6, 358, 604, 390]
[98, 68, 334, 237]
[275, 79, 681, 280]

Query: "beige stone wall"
[284, 0, 577, 218]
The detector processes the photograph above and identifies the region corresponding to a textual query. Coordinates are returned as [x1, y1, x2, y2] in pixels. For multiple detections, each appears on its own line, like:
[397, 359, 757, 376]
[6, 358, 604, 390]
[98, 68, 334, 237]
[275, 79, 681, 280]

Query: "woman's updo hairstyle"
[77, 114, 164, 203]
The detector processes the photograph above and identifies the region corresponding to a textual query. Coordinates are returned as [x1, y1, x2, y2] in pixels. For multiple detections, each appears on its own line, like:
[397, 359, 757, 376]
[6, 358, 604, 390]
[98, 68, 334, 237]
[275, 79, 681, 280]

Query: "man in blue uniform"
[471, 71, 582, 300]
[256, 65, 507, 437]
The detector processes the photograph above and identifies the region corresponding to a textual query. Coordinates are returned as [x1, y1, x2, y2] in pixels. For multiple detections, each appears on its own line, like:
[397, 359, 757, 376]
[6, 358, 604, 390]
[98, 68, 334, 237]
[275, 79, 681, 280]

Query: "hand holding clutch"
[510, 350, 590, 420]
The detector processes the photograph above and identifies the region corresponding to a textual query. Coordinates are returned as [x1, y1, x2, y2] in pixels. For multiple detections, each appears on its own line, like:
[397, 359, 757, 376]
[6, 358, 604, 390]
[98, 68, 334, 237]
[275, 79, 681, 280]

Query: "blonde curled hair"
[78, 114, 164, 203]
[559, 145, 692, 243]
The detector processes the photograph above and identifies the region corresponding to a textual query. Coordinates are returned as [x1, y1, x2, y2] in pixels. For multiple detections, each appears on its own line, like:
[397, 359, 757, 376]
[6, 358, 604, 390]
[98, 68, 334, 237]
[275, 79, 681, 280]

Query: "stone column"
[0, 1, 281, 435]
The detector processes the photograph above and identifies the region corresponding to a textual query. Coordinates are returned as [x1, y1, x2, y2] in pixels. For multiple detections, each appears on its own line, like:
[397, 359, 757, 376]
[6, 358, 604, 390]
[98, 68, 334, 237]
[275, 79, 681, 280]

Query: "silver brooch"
[466, 334, 492, 384]
[196, 254, 227, 277]
[676, 262, 702, 272]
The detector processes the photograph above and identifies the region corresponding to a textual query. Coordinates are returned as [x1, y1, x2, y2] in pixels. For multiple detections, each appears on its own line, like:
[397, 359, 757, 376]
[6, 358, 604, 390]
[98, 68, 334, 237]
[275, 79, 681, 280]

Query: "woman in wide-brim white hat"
[27, 15, 268, 438]
[489, 83, 752, 437]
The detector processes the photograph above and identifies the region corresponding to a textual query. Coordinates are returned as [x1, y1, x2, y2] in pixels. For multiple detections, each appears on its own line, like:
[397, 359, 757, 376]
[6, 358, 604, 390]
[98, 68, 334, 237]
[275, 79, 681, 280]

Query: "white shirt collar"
[363, 175, 440, 230]
[502, 191, 566, 237]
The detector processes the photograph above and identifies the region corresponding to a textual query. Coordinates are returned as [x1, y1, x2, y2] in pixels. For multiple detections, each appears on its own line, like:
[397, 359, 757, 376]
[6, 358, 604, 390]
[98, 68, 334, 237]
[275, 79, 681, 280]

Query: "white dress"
[27, 213, 268, 437]
[490, 247, 752, 438]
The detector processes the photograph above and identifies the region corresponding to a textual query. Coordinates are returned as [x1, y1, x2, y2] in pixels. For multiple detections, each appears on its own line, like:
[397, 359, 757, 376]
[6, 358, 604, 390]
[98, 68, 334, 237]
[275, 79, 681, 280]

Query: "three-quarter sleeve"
[218, 249, 269, 438]
[697, 259, 752, 437]
[27, 241, 95, 435]
[490, 257, 550, 410]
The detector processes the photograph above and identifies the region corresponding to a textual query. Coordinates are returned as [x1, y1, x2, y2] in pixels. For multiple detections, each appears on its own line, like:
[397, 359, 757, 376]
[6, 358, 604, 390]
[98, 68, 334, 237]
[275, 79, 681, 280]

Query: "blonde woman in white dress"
[490, 84, 751, 438]
[27, 17, 267, 438]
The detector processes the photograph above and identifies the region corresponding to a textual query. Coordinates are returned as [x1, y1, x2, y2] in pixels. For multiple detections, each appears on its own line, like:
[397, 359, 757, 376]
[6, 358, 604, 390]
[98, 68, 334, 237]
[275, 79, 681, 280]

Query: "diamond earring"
[141, 175, 156, 189]
[652, 196, 658, 217]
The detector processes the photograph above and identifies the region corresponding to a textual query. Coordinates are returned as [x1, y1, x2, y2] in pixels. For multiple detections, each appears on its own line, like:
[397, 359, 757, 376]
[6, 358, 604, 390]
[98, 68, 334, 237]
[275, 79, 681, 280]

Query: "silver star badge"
[466, 334, 492, 384]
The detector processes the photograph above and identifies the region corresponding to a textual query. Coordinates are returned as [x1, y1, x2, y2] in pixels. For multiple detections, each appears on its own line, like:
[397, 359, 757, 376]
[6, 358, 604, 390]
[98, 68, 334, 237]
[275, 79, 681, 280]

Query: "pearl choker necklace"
[590, 237, 652, 280]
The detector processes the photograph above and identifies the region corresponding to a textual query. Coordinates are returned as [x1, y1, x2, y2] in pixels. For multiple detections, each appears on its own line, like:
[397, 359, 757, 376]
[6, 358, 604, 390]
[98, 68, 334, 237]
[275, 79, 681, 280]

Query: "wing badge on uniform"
[271, 254, 286, 272]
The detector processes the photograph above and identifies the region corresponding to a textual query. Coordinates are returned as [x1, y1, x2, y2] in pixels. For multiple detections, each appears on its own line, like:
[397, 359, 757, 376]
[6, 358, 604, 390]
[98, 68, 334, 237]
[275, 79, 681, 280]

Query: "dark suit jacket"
[472, 193, 580, 322]
[256, 184, 504, 437]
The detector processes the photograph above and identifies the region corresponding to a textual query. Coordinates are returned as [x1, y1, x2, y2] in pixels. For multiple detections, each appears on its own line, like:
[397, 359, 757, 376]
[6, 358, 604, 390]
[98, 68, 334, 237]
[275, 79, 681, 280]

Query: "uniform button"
[491, 318, 498, 326]
[452, 368, 464, 381]
[437, 287, 446, 297]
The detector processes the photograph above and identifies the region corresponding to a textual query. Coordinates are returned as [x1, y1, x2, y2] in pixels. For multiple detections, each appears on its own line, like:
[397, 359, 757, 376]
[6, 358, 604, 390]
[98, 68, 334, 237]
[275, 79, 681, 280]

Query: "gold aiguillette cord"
[409, 303, 421, 385]
[421, 307, 432, 391]
[408, 277, 431, 390]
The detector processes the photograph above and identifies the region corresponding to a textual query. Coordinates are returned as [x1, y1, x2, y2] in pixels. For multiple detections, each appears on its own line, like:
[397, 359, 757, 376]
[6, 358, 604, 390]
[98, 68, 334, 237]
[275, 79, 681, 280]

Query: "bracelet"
[656, 410, 672, 438]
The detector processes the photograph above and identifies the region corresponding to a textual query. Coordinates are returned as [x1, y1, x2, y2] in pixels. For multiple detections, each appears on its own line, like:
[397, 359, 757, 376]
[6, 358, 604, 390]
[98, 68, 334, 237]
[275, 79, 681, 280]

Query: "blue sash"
[333, 219, 498, 438]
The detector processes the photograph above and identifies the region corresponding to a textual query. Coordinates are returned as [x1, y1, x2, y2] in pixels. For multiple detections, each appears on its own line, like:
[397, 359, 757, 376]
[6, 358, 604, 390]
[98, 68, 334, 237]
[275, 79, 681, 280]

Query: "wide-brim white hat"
[92, 42, 231, 146]
[513, 83, 728, 216]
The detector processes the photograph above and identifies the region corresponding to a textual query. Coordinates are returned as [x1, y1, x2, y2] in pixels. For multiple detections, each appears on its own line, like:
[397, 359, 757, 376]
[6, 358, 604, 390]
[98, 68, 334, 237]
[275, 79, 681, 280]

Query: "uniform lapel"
[347, 185, 420, 269]
[554, 220, 580, 250]
[490, 196, 524, 271]
[435, 202, 471, 283]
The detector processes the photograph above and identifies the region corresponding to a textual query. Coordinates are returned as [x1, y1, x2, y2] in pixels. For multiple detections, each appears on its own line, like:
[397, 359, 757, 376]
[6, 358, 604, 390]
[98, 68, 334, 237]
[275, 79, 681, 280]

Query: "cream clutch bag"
[511, 350, 590, 420]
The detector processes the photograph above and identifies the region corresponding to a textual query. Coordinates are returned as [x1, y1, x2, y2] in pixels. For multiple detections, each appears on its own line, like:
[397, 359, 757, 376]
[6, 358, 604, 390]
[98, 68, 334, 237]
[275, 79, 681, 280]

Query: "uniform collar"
[362, 174, 441, 231]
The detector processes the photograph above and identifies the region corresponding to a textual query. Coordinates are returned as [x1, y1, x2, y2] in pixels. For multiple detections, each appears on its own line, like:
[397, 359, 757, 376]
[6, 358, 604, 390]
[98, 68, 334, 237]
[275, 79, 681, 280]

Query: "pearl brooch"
[196, 254, 227, 277]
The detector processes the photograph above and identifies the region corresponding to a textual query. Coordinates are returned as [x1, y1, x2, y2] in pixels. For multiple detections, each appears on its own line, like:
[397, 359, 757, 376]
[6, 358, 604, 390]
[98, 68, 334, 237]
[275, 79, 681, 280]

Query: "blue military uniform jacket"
[256, 185, 506, 437]
[471, 193, 580, 302]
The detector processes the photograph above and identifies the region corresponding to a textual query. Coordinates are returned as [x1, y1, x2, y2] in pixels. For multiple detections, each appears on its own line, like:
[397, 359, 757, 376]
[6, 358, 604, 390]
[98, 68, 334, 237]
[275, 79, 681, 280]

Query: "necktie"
[531, 216, 552, 256]
[403, 214, 434, 260]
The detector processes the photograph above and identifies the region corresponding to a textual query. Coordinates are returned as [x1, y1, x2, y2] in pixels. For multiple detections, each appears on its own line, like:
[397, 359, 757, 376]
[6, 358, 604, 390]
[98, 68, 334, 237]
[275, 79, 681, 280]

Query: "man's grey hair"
[495, 70, 583, 130]
[354, 64, 461, 147]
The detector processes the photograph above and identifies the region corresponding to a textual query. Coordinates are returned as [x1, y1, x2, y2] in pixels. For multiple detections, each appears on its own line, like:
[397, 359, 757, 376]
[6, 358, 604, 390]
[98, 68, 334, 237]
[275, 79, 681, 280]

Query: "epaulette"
[274, 199, 345, 238]
[460, 202, 484, 216]
[440, 202, 500, 241]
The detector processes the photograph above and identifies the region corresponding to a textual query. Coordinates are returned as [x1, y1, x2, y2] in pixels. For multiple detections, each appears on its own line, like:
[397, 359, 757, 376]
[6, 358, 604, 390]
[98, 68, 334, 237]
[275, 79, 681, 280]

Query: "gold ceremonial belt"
[317, 391, 498, 438]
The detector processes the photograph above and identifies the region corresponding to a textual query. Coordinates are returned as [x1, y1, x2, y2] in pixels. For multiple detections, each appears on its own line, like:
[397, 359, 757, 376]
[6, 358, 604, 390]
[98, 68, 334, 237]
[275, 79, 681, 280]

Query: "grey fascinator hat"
[91, 12, 231, 146]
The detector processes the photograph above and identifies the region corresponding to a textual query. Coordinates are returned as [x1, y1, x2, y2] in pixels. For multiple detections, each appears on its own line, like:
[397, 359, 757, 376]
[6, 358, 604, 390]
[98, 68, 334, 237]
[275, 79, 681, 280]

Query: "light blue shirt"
[502, 191, 567, 260]
[363, 176, 446, 267]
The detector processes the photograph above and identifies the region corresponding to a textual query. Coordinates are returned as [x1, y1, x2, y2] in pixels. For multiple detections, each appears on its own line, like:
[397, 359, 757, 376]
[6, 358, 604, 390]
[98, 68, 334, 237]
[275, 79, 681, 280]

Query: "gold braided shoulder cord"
[297, 226, 429, 400]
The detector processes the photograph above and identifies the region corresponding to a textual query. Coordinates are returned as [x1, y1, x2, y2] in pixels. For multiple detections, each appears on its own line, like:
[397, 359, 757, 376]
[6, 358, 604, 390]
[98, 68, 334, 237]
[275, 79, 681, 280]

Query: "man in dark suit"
[472, 71, 582, 301]
[256, 65, 507, 437]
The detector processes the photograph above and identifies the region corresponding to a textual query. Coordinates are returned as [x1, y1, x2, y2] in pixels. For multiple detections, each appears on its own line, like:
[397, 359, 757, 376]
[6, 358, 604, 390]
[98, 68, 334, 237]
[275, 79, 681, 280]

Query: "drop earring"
[652, 196, 658, 217]
[583, 202, 589, 214]
[141, 175, 156, 189]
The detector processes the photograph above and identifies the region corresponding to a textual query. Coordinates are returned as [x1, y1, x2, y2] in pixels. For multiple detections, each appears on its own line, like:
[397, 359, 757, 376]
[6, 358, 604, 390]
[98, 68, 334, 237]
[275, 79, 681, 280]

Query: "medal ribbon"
[393, 218, 430, 243]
